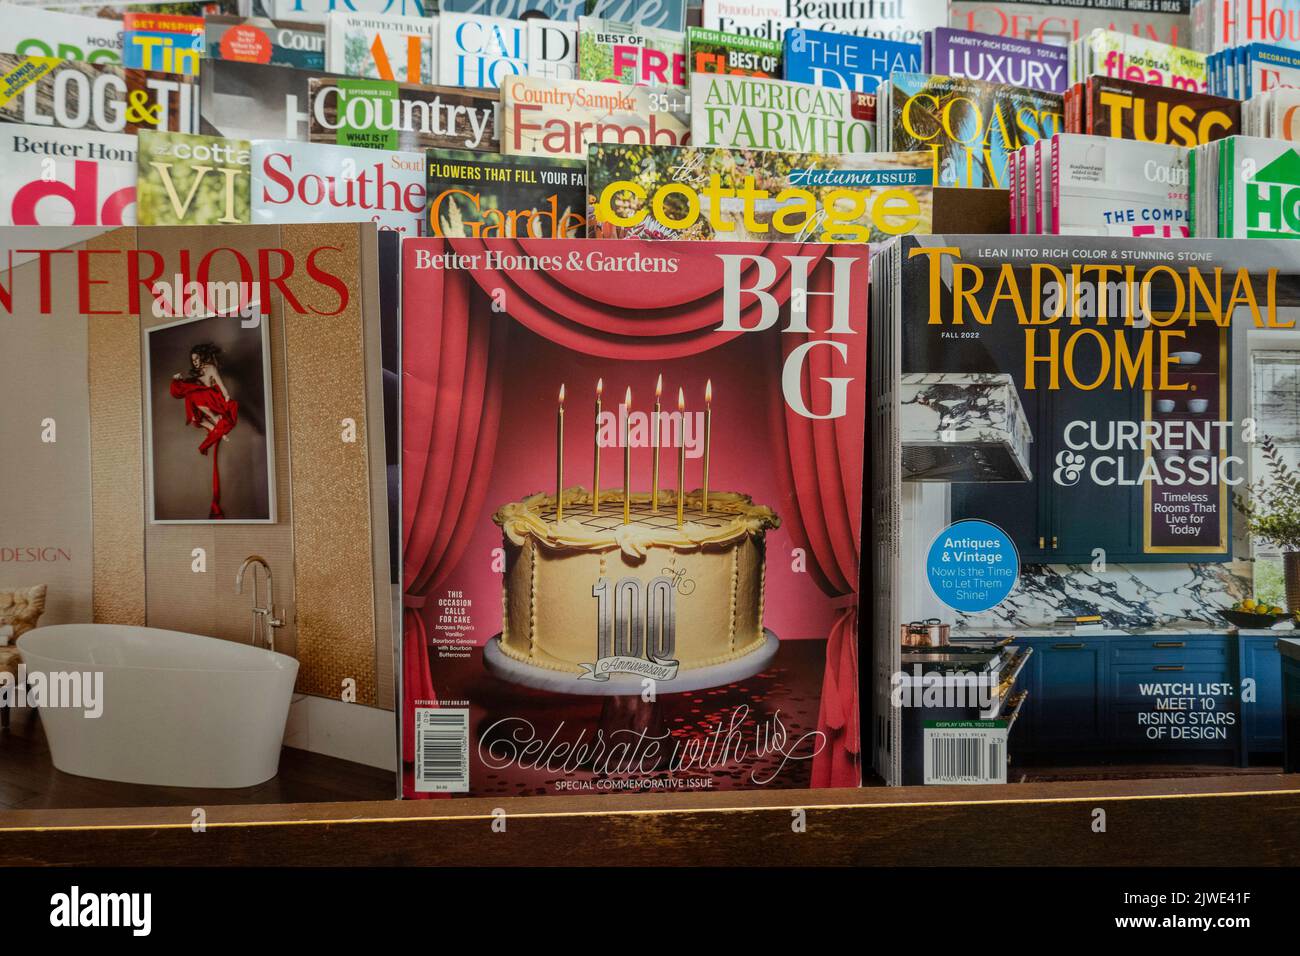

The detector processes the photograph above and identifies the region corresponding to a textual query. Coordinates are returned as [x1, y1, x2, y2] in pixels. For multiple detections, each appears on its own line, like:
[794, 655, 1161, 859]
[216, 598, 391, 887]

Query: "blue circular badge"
[925, 520, 1020, 613]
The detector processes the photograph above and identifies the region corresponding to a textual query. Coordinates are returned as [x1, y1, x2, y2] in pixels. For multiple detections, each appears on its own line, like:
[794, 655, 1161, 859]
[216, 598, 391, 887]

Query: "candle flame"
[596, 377, 603, 397]
[558, 383, 565, 405]
[677, 387, 685, 412]
[655, 373, 663, 398]
[624, 385, 632, 406]
[705, 379, 712, 404]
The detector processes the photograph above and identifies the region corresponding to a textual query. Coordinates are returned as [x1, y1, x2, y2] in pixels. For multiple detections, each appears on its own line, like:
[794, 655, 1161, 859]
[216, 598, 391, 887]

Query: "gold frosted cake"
[492, 488, 779, 678]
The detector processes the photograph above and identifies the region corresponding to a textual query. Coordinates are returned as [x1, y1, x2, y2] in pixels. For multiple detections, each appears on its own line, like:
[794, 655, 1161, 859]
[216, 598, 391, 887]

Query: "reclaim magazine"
[872, 234, 1300, 785]
[399, 238, 865, 797]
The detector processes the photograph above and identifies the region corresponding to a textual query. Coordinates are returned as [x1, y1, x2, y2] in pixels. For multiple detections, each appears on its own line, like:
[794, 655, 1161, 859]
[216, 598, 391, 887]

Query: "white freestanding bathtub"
[17, 624, 299, 789]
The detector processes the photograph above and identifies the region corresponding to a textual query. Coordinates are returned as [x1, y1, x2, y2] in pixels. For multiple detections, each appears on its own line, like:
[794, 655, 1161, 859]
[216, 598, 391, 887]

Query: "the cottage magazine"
[872, 234, 1300, 790]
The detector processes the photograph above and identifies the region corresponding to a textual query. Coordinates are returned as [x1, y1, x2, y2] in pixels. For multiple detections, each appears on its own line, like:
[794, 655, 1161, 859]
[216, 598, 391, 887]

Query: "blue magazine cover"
[783, 27, 920, 94]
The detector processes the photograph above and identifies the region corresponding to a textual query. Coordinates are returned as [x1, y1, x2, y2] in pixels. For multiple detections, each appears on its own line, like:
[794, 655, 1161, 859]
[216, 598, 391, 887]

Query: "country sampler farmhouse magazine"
[0, 0, 1294, 930]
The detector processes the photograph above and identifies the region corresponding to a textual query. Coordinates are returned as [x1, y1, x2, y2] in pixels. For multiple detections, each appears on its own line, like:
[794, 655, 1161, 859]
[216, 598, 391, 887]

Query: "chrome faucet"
[236, 555, 285, 651]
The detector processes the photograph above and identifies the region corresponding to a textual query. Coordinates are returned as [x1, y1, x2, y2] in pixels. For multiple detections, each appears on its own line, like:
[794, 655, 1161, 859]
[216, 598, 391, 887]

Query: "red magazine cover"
[398, 238, 866, 798]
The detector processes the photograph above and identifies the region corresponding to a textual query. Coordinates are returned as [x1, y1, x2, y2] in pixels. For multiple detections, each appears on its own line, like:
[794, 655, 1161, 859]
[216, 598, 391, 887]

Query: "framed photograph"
[144, 311, 276, 523]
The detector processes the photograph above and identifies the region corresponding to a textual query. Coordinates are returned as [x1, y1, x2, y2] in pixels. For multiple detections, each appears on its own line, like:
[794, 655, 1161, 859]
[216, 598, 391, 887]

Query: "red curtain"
[400, 248, 507, 788]
[768, 263, 867, 789]
[401, 238, 861, 788]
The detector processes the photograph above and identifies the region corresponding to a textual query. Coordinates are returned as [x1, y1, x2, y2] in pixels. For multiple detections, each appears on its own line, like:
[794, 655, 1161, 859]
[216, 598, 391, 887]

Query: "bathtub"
[17, 624, 298, 789]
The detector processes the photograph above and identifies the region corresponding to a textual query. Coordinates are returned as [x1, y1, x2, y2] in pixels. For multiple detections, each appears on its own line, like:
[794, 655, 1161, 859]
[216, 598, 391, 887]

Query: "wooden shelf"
[3, 775, 1299, 866]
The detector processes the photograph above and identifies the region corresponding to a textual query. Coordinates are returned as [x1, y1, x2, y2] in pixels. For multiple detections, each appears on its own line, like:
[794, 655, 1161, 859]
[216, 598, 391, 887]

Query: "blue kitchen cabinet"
[1238, 636, 1284, 759]
[1018, 634, 1246, 759]
[1018, 637, 1108, 752]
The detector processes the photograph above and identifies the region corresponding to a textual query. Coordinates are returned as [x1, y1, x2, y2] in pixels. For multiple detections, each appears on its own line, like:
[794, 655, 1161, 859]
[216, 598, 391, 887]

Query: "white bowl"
[1187, 398, 1209, 414]
[1155, 399, 1175, 413]
[1170, 351, 1202, 366]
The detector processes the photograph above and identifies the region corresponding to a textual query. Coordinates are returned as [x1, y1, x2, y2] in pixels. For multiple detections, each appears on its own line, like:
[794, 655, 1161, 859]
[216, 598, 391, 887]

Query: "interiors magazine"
[399, 238, 865, 797]
[872, 234, 1300, 786]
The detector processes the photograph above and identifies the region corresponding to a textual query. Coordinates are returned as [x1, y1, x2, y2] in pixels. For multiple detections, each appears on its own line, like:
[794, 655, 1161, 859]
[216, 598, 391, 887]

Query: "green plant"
[1236, 437, 1300, 551]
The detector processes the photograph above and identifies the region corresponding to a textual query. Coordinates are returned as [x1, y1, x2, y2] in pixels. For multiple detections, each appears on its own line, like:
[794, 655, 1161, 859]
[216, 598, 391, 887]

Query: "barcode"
[924, 733, 1005, 784]
[414, 707, 469, 793]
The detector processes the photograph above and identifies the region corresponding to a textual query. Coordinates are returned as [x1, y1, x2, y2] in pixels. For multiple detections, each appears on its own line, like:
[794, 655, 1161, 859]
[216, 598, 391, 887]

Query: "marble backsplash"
[956, 561, 1253, 630]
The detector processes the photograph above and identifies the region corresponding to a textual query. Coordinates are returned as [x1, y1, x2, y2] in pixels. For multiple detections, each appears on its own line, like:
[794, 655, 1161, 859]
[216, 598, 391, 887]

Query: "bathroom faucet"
[236, 555, 285, 651]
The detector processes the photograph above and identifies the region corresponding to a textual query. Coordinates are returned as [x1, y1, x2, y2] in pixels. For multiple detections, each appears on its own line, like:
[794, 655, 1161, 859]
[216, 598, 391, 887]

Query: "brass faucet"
[236, 555, 285, 651]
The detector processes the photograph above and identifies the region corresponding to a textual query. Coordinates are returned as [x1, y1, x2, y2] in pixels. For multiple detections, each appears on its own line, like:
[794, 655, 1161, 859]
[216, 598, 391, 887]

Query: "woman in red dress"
[169, 343, 239, 518]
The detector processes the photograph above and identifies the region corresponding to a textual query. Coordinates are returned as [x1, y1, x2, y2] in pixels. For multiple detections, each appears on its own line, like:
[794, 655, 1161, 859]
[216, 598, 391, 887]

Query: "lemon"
[1244, 599, 1258, 611]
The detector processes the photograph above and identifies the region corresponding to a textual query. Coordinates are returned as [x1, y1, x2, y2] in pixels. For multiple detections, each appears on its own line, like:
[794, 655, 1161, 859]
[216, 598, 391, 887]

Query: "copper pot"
[901, 618, 950, 647]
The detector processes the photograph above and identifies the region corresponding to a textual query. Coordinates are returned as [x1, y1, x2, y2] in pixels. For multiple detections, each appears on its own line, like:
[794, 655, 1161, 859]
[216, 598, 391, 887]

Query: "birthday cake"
[492, 488, 779, 680]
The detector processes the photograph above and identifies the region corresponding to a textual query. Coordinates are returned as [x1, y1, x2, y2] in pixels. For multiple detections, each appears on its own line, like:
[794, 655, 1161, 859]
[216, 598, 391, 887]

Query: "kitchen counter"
[957, 625, 1297, 639]
[1278, 638, 1300, 662]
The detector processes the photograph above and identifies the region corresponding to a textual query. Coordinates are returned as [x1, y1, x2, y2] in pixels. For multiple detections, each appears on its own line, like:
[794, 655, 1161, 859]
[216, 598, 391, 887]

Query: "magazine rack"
[3, 776, 1298, 866]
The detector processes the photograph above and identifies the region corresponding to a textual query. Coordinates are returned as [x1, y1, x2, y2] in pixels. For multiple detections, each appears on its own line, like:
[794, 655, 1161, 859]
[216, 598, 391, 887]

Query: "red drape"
[400, 252, 507, 796]
[401, 237, 861, 790]
[768, 262, 867, 789]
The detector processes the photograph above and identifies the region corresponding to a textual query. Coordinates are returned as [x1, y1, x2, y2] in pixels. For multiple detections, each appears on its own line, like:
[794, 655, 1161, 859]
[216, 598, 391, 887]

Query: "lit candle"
[651, 374, 662, 512]
[623, 386, 632, 525]
[593, 377, 602, 515]
[556, 384, 565, 522]
[703, 379, 712, 514]
[676, 387, 686, 527]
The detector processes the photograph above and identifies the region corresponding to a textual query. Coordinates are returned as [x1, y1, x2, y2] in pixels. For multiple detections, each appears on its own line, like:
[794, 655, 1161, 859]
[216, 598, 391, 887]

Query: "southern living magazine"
[586, 142, 933, 242]
[1049, 133, 1190, 236]
[425, 148, 587, 238]
[324, 10, 437, 85]
[0, 123, 136, 224]
[136, 128, 251, 225]
[500, 74, 690, 159]
[251, 138, 425, 237]
[399, 237, 865, 797]
[1080, 75, 1239, 146]
[686, 26, 782, 78]
[204, 14, 325, 70]
[924, 26, 1067, 93]
[0, 2, 124, 64]
[306, 75, 499, 151]
[576, 16, 687, 87]
[437, 0, 687, 31]
[950, 0, 1192, 47]
[692, 73, 875, 152]
[199, 58, 339, 141]
[871, 233, 1300, 786]
[784, 27, 923, 94]
[879, 73, 1063, 188]
[702, 0, 947, 44]
[0, 55, 197, 134]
